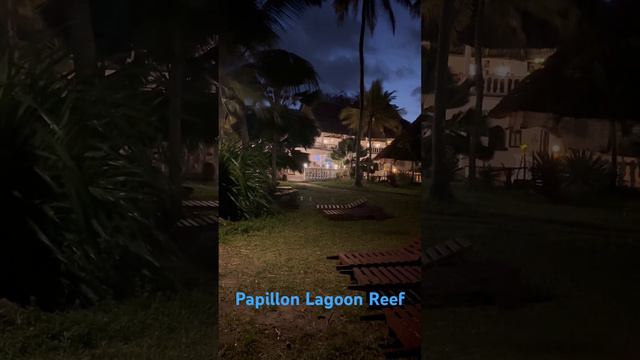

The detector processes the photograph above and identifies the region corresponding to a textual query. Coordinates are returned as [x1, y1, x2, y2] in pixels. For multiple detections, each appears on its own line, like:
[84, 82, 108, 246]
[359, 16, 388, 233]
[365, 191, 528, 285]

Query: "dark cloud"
[278, 4, 420, 121]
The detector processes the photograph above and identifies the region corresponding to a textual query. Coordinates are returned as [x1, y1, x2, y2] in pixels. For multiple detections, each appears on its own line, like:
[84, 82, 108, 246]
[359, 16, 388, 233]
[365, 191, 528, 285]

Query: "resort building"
[432, 45, 640, 187]
[285, 97, 415, 181]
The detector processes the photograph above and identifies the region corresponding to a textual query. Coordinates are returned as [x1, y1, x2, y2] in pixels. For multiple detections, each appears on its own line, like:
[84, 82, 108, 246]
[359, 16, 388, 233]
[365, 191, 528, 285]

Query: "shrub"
[1, 48, 176, 309]
[396, 171, 413, 187]
[564, 150, 609, 195]
[219, 139, 273, 220]
[531, 152, 565, 201]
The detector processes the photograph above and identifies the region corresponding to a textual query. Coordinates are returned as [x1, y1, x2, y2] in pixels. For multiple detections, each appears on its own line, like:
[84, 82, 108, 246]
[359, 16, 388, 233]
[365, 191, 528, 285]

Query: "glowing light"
[303, 163, 308, 168]
[552, 145, 560, 153]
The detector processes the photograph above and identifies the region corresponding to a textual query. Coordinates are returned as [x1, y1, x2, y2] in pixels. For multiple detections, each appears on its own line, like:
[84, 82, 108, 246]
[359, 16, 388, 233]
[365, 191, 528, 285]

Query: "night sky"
[277, 4, 420, 122]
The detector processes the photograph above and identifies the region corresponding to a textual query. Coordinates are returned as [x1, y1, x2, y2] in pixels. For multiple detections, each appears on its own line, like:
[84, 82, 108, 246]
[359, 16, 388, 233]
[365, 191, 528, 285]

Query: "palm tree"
[220, 0, 322, 146]
[431, 0, 456, 201]
[333, 0, 415, 186]
[468, 0, 484, 185]
[340, 79, 404, 179]
[224, 48, 319, 184]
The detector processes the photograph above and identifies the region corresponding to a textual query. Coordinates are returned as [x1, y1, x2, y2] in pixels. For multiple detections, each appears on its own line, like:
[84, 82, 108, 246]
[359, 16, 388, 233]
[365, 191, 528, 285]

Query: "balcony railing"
[472, 75, 524, 97]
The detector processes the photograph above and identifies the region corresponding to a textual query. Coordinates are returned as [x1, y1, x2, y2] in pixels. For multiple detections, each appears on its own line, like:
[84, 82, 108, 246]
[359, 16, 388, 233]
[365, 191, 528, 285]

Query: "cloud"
[278, 4, 420, 121]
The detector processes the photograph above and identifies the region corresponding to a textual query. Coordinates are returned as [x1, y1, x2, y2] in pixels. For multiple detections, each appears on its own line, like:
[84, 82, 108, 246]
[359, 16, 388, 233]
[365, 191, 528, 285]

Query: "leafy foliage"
[340, 79, 404, 138]
[531, 152, 565, 201]
[0, 47, 176, 309]
[532, 150, 610, 201]
[330, 138, 366, 162]
[219, 139, 273, 220]
[564, 150, 609, 194]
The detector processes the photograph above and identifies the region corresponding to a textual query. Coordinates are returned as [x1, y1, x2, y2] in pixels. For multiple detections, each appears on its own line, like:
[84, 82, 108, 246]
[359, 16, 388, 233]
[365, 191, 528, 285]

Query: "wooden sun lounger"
[327, 239, 421, 271]
[181, 199, 219, 210]
[316, 197, 367, 210]
[348, 265, 420, 291]
[424, 238, 471, 266]
[382, 305, 421, 358]
[321, 205, 392, 221]
[175, 214, 218, 233]
[328, 238, 470, 271]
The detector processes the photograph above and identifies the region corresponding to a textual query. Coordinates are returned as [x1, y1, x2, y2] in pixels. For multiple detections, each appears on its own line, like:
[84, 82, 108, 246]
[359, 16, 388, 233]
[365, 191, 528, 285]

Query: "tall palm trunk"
[63, 0, 97, 81]
[430, 0, 455, 201]
[168, 28, 185, 187]
[368, 115, 374, 180]
[271, 142, 278, 185]
[609, 118, 618, 189]
[237, 113, 251, 146]
[469, 0, 485, 185]
[354, 3, 367, 187]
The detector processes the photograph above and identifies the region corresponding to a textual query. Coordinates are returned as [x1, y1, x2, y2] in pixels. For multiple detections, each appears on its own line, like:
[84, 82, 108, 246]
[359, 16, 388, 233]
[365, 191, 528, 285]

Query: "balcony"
[472, 75, 524, 97]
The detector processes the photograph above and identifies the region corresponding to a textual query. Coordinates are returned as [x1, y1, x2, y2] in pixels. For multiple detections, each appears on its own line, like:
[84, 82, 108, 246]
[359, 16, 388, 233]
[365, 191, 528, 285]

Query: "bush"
[396, 171, 413, 187]
[1, 48, 177, 309]
[564, 150, 609, 195]
[531, 152, 565, 201]
[219, 139, 273, 220]
[531, 150, 609, 201]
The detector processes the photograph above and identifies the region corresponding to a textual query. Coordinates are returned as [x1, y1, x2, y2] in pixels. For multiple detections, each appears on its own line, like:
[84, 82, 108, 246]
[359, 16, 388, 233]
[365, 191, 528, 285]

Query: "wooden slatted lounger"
[328, 238, 470, 271]
[316, 198, 367, 210]
[181, 200, 219, 210]
[321, 205, 391, 221]
[348, 265, 420, 291]
[382, 305, 421, 358]
[424, 238, 471, 266]
[176, 214, 218, 232]
[327, 239, 421, 271]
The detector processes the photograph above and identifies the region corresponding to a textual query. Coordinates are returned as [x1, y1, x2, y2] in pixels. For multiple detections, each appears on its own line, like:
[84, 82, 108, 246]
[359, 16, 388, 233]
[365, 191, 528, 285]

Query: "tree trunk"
[469, 0, 485, 185]
[610, 118, 618, 189]
[354, 4, 367, 187]
[63, 0, 98, 81]
[237, 112, 251, 146]
[429, 1, 454, 201]
[430, 0, 455, 201]
[368, 115, 374, 180]
[271, 142, 278, 185]
[168, 29, 185, 187]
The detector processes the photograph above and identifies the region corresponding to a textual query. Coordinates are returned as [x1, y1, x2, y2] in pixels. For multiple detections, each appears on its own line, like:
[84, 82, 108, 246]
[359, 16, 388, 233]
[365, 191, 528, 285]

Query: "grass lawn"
[1, 181, 218, 360]
[424, 183, 640, 359]
[218, 180, 421, 359]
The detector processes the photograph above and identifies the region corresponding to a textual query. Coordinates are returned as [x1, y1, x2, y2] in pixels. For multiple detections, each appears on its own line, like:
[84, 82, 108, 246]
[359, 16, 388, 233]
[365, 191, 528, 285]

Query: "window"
[509, 129, 522, 148]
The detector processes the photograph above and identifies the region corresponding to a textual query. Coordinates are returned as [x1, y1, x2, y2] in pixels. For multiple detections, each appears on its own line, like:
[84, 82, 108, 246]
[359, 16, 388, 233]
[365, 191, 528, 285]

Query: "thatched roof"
[374, 120, 421, 161]
[490, 15, 640, 121]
